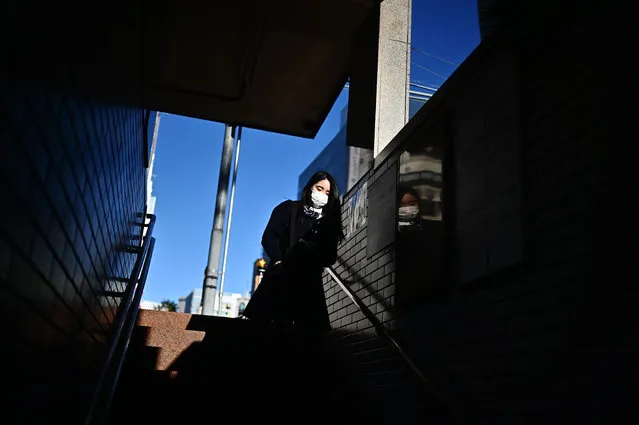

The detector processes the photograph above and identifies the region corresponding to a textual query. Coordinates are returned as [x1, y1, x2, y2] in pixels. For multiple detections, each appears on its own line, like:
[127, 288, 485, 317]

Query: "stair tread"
[109, 311, 441, 425]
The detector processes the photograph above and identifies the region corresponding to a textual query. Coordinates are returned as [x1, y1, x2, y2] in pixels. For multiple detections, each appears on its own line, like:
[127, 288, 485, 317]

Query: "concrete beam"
[346, 0, 411, 157]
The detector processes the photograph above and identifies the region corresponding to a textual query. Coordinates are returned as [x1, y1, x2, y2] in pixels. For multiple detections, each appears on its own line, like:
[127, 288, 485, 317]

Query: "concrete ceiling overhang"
[1, 0, 378, 138]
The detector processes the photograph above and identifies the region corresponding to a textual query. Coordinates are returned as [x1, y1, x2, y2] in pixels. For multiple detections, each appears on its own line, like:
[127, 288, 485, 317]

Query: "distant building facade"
[178, 288, 202, 314]
[178, 288, 250, 318]
[140, 300, 161, 310]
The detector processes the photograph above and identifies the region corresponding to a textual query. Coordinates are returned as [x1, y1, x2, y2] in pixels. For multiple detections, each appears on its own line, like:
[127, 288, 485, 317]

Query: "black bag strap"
[289, 201, 298, 250]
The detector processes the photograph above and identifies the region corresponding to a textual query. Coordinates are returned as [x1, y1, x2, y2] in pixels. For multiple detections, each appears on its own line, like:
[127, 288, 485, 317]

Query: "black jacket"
[261, 200, 339, 268]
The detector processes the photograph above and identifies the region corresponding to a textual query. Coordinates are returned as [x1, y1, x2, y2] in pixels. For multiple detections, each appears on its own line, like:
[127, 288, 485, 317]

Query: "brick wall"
[0, 83, 147, 422]
[325, 2, 633, 423]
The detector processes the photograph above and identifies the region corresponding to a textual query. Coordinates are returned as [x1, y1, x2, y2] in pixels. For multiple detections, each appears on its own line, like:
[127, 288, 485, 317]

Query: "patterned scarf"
[302, 204, 323, 220]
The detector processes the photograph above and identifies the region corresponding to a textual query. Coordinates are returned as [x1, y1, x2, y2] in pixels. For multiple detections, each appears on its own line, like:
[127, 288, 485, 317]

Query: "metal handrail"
[325, 265, 465, 423]
[85, 213, 156, 425]
[105, 236, 156, 415]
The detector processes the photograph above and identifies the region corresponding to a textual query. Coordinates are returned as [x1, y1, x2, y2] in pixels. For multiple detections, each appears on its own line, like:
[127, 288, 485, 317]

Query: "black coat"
[242, 200, 339, 331]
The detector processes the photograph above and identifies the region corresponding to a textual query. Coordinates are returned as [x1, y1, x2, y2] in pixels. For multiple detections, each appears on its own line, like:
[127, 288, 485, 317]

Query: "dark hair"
[301, 170, 344, 241]
[397, 185, 421, 204]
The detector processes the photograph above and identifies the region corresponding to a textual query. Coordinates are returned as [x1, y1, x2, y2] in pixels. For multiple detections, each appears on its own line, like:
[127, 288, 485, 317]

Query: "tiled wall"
[0, 82, 146, 421]
[326, 3, 632, 423]
[325, 162, 438, 421]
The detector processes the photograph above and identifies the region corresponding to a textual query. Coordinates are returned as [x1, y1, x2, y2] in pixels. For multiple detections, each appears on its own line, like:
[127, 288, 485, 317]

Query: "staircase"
[108, 309, 371, 424]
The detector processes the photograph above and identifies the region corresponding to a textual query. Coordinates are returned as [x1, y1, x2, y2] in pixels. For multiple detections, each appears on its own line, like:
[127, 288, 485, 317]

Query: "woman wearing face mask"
[241, 170, 344, 332]
[395, 185, 445, 306]
[397, 185, 424, 232]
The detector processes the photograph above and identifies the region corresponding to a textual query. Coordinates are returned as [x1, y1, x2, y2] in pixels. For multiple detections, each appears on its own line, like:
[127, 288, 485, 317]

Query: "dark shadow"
[327, 327, 455, 424]
[327, 262, 472, 423]
[108, 307, 468, 424]
[107, 324, 166, 422]
[167, 316, 367, 423]
[110, 313, 375, 424]
[117, 325, 158, 374]
[395, 218, 448, 309]
[333, 254, 394, 317]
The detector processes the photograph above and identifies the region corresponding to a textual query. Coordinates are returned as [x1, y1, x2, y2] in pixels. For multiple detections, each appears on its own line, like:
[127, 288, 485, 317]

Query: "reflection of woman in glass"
[397, 185, 424, 232]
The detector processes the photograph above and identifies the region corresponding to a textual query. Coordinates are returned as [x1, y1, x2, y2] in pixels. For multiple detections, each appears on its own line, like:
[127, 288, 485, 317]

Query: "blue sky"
[142, 0, 480, 304]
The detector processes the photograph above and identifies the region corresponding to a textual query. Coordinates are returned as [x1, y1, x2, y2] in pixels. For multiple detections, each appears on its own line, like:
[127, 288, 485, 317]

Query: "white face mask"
[398, 205, 419, 220]
[311, 190, 329, 208]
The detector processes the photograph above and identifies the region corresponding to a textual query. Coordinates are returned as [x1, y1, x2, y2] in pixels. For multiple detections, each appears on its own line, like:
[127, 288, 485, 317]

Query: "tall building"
[142, 111, 160, 246]
[298, 123, 350, 198]
[178, 288, 202, 314]
[146, 111, 161, 217]
[298, 92, 431, 197]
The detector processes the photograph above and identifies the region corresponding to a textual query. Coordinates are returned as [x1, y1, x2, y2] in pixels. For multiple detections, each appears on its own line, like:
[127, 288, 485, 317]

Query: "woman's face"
[312, 179, 331, 196]
[400, 192, 419, 208]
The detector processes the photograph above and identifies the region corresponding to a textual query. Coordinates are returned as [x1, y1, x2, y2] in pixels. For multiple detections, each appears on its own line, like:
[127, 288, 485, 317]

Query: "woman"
[395, 184, 445, 306]
[397, 185, 424, 232]
[241, 171, 344, 332]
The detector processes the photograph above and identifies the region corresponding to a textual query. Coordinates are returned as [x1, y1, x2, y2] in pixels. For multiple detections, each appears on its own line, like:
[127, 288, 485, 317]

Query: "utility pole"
[201, 124, 236, 315]
[217, 126, 242, 315]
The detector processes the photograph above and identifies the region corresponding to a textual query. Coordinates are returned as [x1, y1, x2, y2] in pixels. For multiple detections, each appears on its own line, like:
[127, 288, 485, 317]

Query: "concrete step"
[111, 324, 359, 424]
[129, 310, 291, 370]
[110, 310, 439, 424]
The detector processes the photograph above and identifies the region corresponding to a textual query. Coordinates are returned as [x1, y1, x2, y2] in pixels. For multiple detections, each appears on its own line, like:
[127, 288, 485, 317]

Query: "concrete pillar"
[374, 0, 411, 157]
[347, 0, 411, 158]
